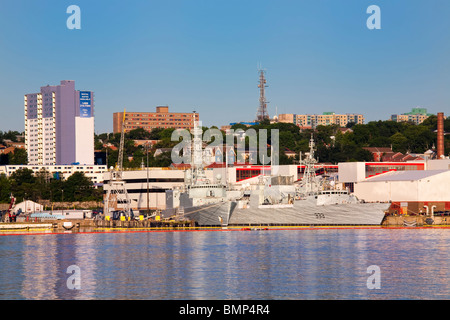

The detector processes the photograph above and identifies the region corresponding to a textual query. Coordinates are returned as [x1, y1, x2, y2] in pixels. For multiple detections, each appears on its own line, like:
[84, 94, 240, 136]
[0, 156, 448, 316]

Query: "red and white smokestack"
[437, 112, 444, 159]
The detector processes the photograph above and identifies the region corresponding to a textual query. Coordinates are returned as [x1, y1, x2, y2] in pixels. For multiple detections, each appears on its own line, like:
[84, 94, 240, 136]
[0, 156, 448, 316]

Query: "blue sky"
[1, 0, 450, 133]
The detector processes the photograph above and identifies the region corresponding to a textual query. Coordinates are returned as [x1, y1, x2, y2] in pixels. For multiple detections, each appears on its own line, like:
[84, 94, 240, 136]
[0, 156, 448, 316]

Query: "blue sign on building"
[79, 91, 92, 118]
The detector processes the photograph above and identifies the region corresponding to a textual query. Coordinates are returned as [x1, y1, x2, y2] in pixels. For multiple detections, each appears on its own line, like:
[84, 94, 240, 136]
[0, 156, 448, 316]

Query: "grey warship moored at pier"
[163, 128, 389, 227]
[228, 136, 390, 226]
[162, 114, 238, 227]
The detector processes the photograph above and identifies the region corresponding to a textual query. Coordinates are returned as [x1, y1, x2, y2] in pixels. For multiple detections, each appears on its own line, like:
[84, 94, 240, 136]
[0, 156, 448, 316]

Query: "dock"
[94, 219, 196, 229]
[0, 223, 53, 231]
[1, 214, 450, 233]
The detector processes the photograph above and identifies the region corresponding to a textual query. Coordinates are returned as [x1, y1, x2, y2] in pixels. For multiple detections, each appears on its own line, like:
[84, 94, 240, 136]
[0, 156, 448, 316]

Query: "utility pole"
[146, 141, 150, 215]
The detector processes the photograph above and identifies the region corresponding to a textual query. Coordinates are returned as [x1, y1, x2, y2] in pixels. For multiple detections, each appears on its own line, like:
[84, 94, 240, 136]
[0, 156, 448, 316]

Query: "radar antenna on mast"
[297, 134, 324, 196]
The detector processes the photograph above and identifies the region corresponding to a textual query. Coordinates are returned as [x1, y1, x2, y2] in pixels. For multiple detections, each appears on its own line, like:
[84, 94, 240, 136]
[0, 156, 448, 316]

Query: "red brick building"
[113, 106, 199, 133]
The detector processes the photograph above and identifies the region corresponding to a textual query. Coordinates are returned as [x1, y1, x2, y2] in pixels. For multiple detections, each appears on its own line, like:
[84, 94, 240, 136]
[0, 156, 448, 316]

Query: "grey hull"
[165, 201, 237, 226]
[229, 200, 389, 225]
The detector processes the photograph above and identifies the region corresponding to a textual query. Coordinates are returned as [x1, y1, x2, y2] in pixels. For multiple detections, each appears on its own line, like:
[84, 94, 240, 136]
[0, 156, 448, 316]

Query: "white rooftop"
[364, 170, 449, 182]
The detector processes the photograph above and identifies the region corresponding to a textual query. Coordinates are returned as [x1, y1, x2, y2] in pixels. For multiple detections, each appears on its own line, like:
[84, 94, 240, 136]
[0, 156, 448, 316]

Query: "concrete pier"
[0, 223, 53, 230]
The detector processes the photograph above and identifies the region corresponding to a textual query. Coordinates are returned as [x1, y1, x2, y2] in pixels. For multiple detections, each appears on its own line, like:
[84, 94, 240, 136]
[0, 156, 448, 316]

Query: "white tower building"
[24, 80, 94, 165]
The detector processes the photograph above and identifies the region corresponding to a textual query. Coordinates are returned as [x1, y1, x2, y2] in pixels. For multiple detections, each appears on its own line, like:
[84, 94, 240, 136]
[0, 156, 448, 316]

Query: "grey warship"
[228, 136, 389, 226]
[163, 170, 237, 227]
[162, 116, 238, 227]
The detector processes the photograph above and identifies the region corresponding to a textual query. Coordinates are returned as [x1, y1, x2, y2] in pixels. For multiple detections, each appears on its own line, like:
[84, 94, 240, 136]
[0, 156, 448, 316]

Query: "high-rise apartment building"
[113, 106, 199, 134]
[278, 112, 364, 129]
[24, 80, 94, 165]
[391, 107, 432, 125]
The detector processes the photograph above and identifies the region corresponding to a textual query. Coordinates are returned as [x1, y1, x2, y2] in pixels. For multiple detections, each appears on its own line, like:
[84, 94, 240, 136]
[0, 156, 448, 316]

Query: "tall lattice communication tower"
[256, 68, 269, 122]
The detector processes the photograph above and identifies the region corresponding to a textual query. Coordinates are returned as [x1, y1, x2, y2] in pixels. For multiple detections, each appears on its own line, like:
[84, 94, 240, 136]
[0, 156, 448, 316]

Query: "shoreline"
[1, 222, 450, 237]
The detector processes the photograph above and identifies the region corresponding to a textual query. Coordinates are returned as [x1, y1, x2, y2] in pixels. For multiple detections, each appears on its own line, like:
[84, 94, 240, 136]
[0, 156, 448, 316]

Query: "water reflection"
[21, 235, 58, 299]
[16, 234, 97, 299]
[0, 229, 449, 299]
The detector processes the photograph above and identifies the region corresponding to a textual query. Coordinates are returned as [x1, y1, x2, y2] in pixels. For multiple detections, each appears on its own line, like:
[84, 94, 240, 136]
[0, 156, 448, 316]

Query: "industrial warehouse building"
[102, 168, 185, 211]
[353, 170, 450, 214]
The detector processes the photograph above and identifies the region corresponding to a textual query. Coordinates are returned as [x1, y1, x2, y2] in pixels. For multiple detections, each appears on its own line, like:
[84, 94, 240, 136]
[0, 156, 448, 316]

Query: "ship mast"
[188, 111, 208, 186]
[192, 111, 203, 170]
[298, 134, 322, 195]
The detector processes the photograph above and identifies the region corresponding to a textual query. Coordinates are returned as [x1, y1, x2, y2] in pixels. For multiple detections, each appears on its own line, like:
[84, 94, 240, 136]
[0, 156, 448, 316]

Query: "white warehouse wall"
[354, 170, 450, 202]
[75, 117, 94, 165]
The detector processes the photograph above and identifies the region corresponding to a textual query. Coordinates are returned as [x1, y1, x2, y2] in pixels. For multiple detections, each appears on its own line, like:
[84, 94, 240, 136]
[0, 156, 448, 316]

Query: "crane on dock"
[103, 109, 133, 221]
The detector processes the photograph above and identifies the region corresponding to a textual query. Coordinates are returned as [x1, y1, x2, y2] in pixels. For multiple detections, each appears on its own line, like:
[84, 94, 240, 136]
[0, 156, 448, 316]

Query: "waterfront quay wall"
[0, 219, 195, 231]
[1, 217, 449, 230]
[388, 201, 450, 216]
[383, 214, 450, 226]
[53, 218, 195, 230]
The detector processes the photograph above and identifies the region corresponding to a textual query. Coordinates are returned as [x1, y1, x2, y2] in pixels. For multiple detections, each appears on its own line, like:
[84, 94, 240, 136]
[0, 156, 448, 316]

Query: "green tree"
[403, 125, 434, 153]
[368, 136, 391, 148]
[128, 127, 151, 140]
[94, 139, 103, 150]
[128, 148, 146, 168]
[148, 128, 164, 140]
[159, 128, 176, 140]
[279, 149, 294, 165]
[9, 148, 28, 165]
[0, 173, 12, 203]
[389, 132, 409, 153]
[230, 123, 248, 131]
[9, 168, 37, 201]
[153, 151, 173, 167]
[420, 115, 437, 129]
[49, 179, 63, 202]
[0, 130, 21, 144]
[0, 153, 9, 165]
[63, 172, 95, 201]
[34, 168, 51, 200]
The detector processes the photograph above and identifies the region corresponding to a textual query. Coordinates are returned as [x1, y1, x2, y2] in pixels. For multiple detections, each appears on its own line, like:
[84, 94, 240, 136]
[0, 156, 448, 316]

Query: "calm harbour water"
[0, 228, 449, 300]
